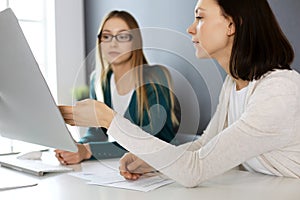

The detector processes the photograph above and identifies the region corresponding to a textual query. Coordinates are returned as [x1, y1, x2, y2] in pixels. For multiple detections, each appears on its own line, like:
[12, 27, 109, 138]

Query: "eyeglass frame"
[98, 32, 133, 43]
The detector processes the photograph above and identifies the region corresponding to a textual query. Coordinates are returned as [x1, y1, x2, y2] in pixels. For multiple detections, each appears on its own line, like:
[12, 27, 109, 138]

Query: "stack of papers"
[69, 161, 174, 192]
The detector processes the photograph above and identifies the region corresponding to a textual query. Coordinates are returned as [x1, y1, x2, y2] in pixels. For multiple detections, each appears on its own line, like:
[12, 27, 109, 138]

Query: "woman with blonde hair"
[55, 10, 179, 164]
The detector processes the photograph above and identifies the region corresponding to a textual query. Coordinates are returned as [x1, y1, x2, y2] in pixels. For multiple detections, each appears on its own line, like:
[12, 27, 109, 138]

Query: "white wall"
[55, 0, 86, 105]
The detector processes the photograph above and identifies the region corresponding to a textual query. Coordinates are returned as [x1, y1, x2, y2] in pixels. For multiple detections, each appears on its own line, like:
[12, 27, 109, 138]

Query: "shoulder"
[143, 65, 171, 91]
[253, 69, 300, 97]
[241, 70, 300, 135]
[142, 64, 171, 86]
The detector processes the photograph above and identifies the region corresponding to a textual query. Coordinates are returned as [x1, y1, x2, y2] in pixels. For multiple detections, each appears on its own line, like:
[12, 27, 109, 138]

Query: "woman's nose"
[187, 21, 196, 35]
[110, 38, 118, 47]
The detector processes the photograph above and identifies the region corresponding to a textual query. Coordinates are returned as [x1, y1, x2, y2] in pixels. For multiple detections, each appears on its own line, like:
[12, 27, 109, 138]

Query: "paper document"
[70, 171, 174, 192]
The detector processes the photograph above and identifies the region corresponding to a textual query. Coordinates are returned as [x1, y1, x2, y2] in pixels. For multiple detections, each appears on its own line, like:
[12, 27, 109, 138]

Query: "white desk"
[1, 158, 300, 200]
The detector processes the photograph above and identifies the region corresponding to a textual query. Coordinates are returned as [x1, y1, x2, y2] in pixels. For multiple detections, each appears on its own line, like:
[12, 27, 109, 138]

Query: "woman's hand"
[54, 143, 92, 165]
[119, 153, 155, 180]
[58, 99, 115, 129]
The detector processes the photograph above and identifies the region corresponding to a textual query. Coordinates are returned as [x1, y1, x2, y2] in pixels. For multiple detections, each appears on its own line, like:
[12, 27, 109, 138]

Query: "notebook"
[0, 154, 73, 176]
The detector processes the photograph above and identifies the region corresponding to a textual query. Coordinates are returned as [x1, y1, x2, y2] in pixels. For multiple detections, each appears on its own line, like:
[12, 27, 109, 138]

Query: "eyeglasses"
[99, 33, 133, 43]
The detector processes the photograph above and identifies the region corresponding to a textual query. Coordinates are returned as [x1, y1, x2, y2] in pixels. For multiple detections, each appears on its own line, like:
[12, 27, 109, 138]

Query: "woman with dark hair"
[58, 0, 300, 187]
[55, 10, 179, 165]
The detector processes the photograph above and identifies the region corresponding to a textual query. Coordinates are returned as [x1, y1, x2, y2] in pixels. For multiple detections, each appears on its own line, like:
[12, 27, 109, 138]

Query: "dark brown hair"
[216, 0, 294, 80]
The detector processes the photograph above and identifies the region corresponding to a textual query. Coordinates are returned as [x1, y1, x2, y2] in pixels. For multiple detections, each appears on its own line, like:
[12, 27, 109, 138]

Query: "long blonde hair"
[96, 10, 179, 128]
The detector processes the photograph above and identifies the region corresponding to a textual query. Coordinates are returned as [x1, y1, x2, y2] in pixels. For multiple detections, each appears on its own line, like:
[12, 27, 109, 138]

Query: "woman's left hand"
[58, 99, 115, 128]
[54, 143, 92, 165]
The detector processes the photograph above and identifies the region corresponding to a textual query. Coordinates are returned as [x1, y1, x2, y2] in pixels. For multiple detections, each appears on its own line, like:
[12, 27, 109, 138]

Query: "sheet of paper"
[88, 175, 174, 192]
[70, 171, 124, 183]
[70, 170, 174, 192]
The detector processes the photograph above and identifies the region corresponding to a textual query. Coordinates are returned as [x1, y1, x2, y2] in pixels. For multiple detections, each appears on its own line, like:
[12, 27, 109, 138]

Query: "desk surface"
[1, 156, 300, 200]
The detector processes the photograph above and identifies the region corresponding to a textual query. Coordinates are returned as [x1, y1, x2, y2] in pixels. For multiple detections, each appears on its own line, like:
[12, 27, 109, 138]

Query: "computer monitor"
[0, 8, 77, 152]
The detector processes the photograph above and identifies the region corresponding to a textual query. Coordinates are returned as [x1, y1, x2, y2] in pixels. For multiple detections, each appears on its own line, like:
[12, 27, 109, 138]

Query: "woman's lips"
[192, 40, 199, 45]
[108, 51, 121, 57]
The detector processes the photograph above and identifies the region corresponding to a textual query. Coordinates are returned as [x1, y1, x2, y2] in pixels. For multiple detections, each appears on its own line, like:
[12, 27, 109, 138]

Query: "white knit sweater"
[107, 69, 300, 187]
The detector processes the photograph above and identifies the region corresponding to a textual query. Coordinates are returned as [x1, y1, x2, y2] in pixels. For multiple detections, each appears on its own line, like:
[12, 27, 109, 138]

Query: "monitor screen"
[0, 8, 77, 152]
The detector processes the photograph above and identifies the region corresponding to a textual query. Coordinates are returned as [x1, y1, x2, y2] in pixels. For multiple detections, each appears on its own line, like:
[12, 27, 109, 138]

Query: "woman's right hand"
[59, 99, 115, 129]
[119, 153, 155, 180]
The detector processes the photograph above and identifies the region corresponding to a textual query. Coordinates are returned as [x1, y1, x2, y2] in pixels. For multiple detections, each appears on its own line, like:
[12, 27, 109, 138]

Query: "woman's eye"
[119, 35, 128, 39]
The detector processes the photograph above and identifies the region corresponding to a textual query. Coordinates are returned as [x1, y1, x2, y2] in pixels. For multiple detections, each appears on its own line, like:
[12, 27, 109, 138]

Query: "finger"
[65, 119, 75, 126]
[120, 171, 132, 179]
[54, 149, 65, 153]
[59, 151, 75, 160]
[131, 174, 141, 180]
[58, 105, 73, 112]
[54, 150, 66, 158]
[119, 160, 128, 173]
[60, 114, 74, 123]
[59, 152, 82, 165]
[55, 152, 67, 164]
[127, 159, 145, 172]
[54, 152, 61, 160]
[56, 156, 65, 164]
[58, 106, 74, 118]
[61, 113, 74, 120]
[120, 171, 141, 180]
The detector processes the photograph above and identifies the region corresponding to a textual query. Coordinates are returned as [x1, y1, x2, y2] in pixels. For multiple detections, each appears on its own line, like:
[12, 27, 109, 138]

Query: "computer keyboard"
[0, 155, 73, 176]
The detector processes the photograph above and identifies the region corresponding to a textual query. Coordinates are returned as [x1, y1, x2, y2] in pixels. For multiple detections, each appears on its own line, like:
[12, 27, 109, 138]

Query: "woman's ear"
[227, 21, 235, 36]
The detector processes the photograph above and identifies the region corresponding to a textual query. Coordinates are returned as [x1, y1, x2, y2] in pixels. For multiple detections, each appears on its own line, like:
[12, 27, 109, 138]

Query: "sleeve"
[107, 76, 298, 187]
[89, 141, 127, 159]
[78, 127, 108, 144]
[79, 127, 127, 160]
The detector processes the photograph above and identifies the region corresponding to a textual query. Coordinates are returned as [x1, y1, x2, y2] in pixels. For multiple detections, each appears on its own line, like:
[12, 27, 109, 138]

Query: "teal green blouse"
[79, 65, 177, 159]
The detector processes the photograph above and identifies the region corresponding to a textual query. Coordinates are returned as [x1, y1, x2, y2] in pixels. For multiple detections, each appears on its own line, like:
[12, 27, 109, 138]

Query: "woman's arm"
[60, 73, 298, 187]
[107, 77, 298, 187]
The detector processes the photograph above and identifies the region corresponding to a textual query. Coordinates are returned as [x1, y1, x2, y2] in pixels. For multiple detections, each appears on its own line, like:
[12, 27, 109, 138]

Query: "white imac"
[0, 8, 77, 152]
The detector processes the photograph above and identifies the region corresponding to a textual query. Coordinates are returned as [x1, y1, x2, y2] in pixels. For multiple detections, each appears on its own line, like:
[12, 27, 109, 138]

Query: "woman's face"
[100, 17, 133, 65]
[187, 0, 234, 61]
